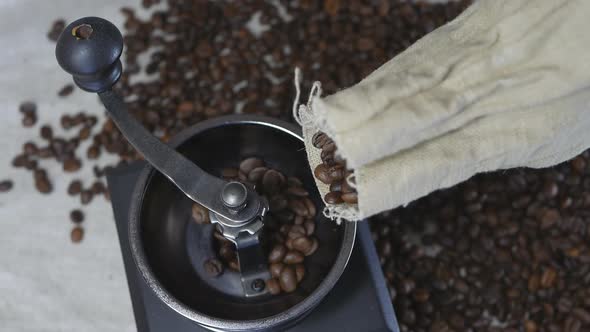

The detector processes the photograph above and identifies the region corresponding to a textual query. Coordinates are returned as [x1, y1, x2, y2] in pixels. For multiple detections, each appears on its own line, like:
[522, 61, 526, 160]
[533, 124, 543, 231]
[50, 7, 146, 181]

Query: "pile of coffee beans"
[193, 157, 318, 295]
[311, 131, 358, 205]
[370, 152, 590, 331]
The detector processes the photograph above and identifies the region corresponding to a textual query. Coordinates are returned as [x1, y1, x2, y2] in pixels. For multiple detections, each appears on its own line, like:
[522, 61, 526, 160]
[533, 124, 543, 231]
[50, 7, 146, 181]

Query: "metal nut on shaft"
[221, 182, 248, 211]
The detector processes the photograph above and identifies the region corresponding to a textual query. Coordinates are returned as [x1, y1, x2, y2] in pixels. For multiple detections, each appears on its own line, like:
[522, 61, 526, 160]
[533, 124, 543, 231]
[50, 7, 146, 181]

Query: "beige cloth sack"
[294, 0, 590, 222]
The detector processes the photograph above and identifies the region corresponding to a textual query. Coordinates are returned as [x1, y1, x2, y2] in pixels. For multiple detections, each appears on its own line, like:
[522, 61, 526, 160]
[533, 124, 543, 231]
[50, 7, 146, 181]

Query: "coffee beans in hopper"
[192, 157, 319, 295]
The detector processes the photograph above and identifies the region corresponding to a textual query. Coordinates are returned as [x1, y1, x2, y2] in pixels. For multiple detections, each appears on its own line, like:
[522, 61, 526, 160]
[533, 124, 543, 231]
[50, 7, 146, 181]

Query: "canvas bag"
[294, 0, 590, 222]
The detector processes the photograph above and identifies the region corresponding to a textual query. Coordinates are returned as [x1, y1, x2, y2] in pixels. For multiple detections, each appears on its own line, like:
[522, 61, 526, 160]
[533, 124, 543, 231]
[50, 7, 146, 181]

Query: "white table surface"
[0, 1, 454, 331]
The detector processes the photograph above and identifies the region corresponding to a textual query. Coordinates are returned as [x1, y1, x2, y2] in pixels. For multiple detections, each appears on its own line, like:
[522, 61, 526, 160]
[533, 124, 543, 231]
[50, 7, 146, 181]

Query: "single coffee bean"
[324, 191, 343, 204]
[322, 141, 336, 153]
[321, 149, 335, 165]
[279, 224, 291, 235]
[327, 165, 345, 182]
[23, 142, 38, 155]
[70, 226, 84, 243]
[303, 238, 319, 256]
[279, 266, 297, 292]
[19, 101, 36, 114]
[288, 199, 308, 216]
[313, 164, 332, 184]
[295, 264, 305, 282]
[80, 190, 93, 205]
[269, 194, 288, 212]
[266, 278, 281, 295]
[22, 113, 37, 127]
[268, 244, 287, 263]
[35, 177, 52, 194]
[87, 145, 100, 159]
[91, 181, 105, 194]
[285, 237, 294, 250]
[287, 225, 306, 239]
[63, 158, 82, 172]
[204, 258, 224, 277]
[342, 192, 358, 204]
[12, 154, 27, 168]
[61, 115, 74, 129]
[58, 84, 75, 97]
[292, 236, 313, 253]
[270, 262, 284, 278]
[287, 186, 308, 197]
[262, 170, 284, 194]
[70, 210, 84, 223]
[283, 250, 304, 264]
[239, 157, 264, 174]
[24, 159, 37, 170]
[312, 132, 328, 149]
[40, 125, 53, 140]
[247, 166, 268, 183]
[0, 180, 13, 192]
[68, 180, 82, 196]
[341, 178, 354, 193]
[302, 197, 316, 217]
[238, 171, 248, 182]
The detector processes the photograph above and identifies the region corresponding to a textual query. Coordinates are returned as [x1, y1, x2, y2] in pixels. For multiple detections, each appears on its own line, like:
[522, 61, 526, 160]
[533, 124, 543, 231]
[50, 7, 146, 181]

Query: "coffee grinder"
[55, 16, 399, 332]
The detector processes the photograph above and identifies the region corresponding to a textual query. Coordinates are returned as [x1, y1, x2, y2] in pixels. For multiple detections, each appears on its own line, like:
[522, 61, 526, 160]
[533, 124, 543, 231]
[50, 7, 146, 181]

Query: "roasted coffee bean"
[19, 101, 36, 114]
[294, 215, 305, 225]
[302, 197, 316, 217]
[87, 145, 100, 159]
[287, 186, 308, 197]
[279, 266, 297, 293]
[313, 164, 332, 185]
[287, 177, 303, 187]
[270, 262, 284, 278]
[22, 113, 37, 127]
[269, 194, 288, 212]
[266, 278, 281, 295]
[292, 236, 313, 253]
[295, 264, 305, 282]
[35, 177, 52, 194]
[324, 191, 343, 204]
[47, 19, 65, 41]
[288, 199, 308, 216]
[192, 203, 210, 224]
[78, 126, 91, 140]
[287, 225, 306, 239]
[0, 180, 13, 192]
[247, 167, 268, 183]
[58, 84, 74, 97]
[341, 192, 358, 204]
[204, 258, 224, 277]
[303, 238, 319, 256]
[262, 170, 284, 194]
[70, 210, 84, 223]
[63, 158, 82, 172]
[68, 180, 82, 196]
[312, 132, 328, 149]
[80, 190, 93, 205]
[60, 115, 74, 129]
[23, 141, 38, 155]
[327, 165, 345, 182]
[12, 154, 27, 168]
[269, 244, 287, 263]
[39, 125, 53, 140]
[283, 250, 304, 264]
[285, 237, 294, 250]
[70, 226, 84, 243]
[91, 181, 105, 194]
[239, 157, 264, 174]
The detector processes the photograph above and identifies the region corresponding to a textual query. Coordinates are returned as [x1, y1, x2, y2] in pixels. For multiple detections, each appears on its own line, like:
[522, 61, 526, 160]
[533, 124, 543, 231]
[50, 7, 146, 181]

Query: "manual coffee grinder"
[55, 17, 398, 332]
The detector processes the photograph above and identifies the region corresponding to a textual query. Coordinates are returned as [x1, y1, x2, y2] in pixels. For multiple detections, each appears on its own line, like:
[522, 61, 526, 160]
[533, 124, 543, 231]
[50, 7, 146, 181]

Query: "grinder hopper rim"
[128, 114, 357, 331]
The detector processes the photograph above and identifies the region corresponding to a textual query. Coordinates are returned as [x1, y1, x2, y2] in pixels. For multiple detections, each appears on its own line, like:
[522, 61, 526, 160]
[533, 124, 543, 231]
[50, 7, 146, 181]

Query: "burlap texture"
[296, 0, 590, 221]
